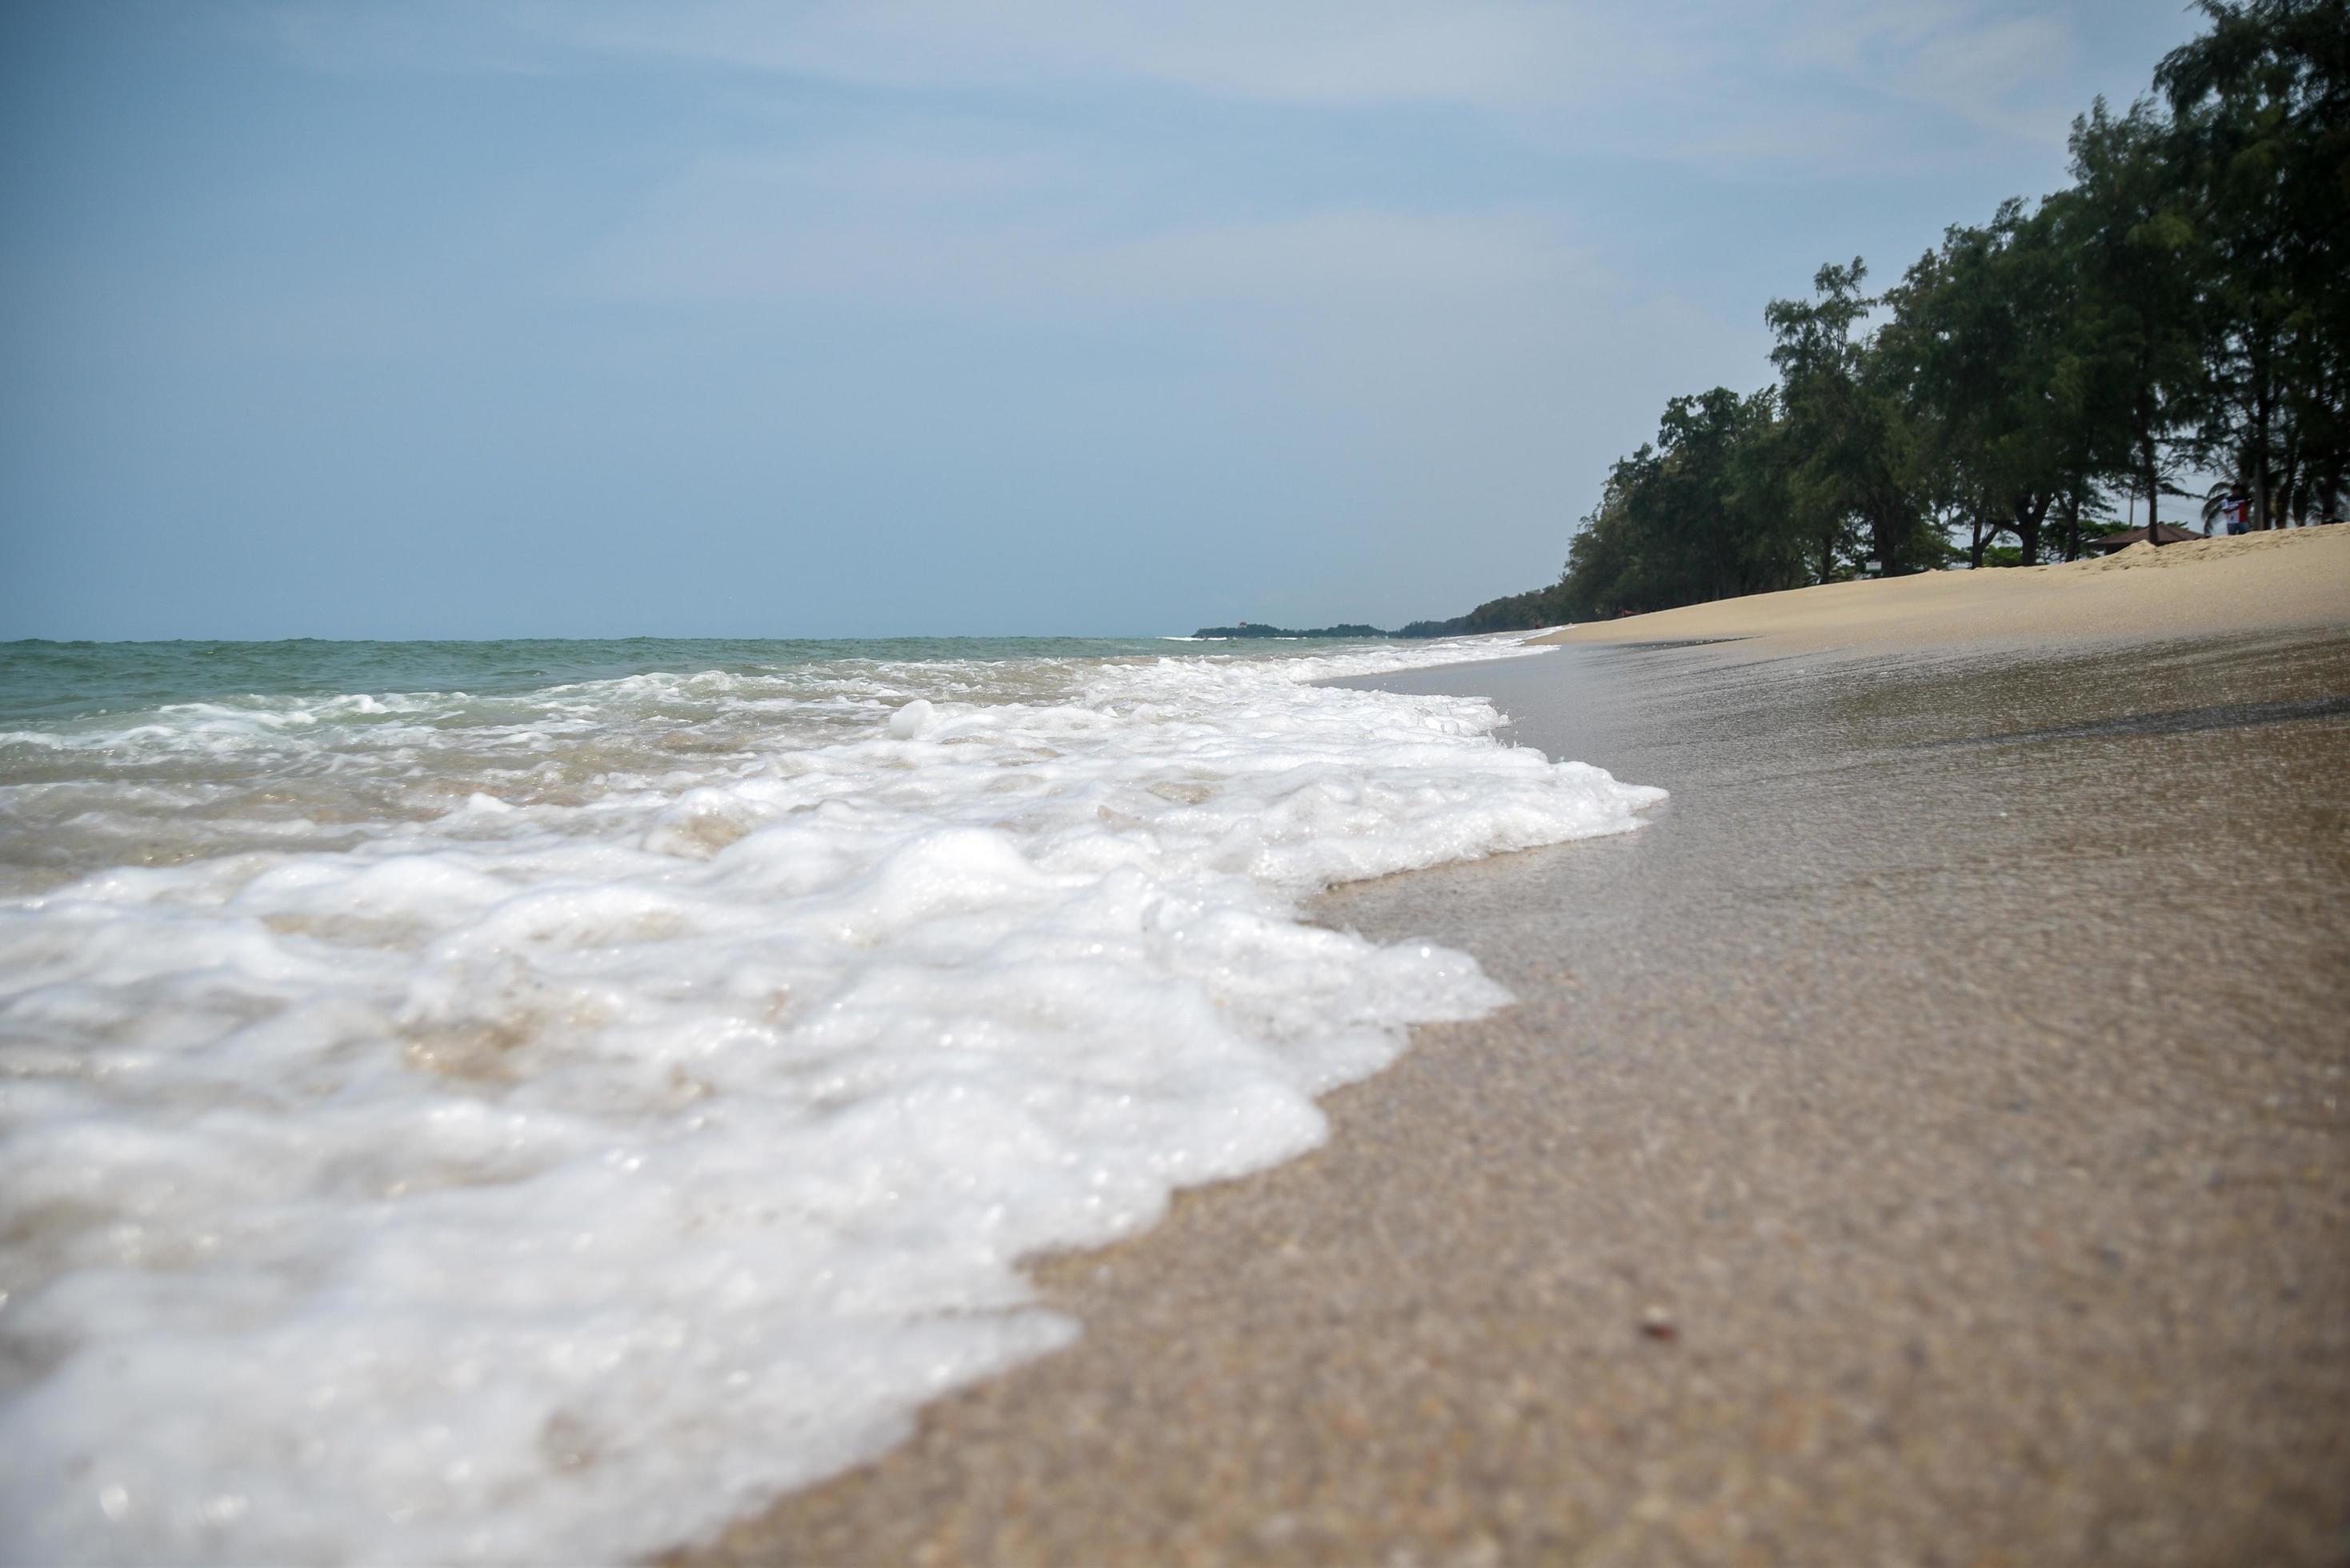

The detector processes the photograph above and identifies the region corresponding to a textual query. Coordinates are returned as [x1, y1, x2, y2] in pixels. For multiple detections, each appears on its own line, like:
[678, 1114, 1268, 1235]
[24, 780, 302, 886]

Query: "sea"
[0, 633, 1662, 1564]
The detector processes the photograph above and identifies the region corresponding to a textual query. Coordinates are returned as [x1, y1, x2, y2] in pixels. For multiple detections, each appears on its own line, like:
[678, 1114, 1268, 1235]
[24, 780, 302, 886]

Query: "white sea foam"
[0, 635, 1661, 1565]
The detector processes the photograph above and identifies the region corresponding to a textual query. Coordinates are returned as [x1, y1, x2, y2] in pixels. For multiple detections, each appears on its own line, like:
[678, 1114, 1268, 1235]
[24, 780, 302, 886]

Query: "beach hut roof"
[2092, 523, 2206, 551]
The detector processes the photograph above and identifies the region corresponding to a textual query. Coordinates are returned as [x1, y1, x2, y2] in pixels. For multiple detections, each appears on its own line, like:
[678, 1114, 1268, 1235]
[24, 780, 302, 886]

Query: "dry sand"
[1538, 525, 2350, 655]
[685, 531, 2350, 1566]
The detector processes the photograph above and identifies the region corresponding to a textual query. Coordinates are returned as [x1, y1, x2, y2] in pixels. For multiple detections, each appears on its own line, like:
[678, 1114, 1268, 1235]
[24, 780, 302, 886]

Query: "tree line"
[1452, 0, 2345, 628]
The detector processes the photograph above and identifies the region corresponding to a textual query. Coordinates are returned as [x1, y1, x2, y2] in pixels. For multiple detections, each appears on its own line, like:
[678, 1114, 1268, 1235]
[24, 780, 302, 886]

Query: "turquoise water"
[0, 636, 1180, 728]
[0, 634, 1400, 894]
[0, 626, 1662, 1562]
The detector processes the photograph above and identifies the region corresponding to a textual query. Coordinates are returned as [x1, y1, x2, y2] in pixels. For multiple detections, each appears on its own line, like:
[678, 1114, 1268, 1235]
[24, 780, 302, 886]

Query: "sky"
[1, 1, 2210, 641]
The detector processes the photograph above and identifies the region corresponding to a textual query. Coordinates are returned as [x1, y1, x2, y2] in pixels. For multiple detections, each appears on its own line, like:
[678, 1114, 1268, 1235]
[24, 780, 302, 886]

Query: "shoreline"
[684, 542, 2350, 1564]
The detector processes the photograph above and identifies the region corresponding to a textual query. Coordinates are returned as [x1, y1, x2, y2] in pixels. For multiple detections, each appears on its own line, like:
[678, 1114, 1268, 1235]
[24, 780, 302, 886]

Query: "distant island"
[1191, 622, 1390, 639]
[1192, 582, 1573, 642]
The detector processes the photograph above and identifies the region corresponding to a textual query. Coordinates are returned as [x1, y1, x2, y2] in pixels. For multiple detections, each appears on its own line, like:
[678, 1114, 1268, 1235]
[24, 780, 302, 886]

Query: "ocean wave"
[0, 634, 1661, 1564]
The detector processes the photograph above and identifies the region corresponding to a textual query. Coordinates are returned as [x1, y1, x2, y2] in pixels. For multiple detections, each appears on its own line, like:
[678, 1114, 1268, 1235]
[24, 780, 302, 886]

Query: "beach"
[692, 530, 2350, 1564]
[14, 4, 2346, 1562]
[1535, 526, 2350, 654]
[0, 632, 1653, 1563]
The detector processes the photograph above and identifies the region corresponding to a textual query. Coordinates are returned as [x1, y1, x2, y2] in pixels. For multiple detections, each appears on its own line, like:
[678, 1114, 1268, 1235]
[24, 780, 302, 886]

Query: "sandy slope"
[1537, 526, 2350, 654]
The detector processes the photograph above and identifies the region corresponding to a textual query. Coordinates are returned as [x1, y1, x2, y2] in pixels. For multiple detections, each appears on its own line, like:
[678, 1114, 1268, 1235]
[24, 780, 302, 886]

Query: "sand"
[683, 532, 2350, 1565]
[1537, 525, 2350, 654]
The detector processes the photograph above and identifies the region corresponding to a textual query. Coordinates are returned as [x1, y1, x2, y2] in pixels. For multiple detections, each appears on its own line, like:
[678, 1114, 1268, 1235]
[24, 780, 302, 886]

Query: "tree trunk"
[2276, 426, 2304, 527]
[2252, 369, 2274, 531]
[2314, 450, 2344, 524]
[2141, 422, 2164, 547]
[2014, 493, 2048, 565]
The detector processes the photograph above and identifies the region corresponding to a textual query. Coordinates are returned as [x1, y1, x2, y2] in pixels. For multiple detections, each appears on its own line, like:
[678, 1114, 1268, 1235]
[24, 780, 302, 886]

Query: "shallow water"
[0, 633, 1660, 1564]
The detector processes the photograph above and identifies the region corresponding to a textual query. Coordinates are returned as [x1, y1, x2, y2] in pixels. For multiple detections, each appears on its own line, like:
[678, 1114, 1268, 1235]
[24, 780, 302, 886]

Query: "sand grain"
[687, 533, 2350, 1566]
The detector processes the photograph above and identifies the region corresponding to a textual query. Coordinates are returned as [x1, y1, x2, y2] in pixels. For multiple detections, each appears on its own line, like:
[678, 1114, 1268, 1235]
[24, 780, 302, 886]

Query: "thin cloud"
[1768, 0, 2079, 142]
[570, 136, 1592, 315]
[517, 1, 1618, 108]
[266, 0, 2084, 169]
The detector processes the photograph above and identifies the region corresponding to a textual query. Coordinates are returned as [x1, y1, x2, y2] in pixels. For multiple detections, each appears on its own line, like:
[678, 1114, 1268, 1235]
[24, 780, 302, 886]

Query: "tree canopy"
[1423, 0, 2346, 630]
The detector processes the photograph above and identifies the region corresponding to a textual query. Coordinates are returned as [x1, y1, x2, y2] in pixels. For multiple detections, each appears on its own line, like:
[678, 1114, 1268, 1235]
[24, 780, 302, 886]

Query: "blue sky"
[2, 1, 2206, 640]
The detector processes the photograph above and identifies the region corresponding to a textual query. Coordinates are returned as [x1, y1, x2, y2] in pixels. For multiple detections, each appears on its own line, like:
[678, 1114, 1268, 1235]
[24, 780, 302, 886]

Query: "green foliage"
[2044, 98, 2210, 536]
[1555, 387, 1801, 618]
[2156, 0, 2350, 526]
[1396, 581, 1578, 638]
[1190, 623, 1391, 639]
[1886, 200, 2086, 564]
[1767, 260, 1940, 578]
[1367, 0, 2345, 632]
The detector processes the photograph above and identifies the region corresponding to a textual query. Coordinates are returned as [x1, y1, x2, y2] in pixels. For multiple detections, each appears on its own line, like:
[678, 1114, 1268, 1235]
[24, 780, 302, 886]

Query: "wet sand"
[689, 562, 2350, 1563]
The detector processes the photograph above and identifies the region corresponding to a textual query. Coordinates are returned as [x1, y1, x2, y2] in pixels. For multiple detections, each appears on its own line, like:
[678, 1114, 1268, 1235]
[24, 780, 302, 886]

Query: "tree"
[1767, 261, 1940, 575]
[1405, 0, 2347, 632]
[1555, 386, 1797, 618]
[2157, 0, 2350, 526]
[2052, 100, 2208, 545]
[1889, 202, 2096, 566]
